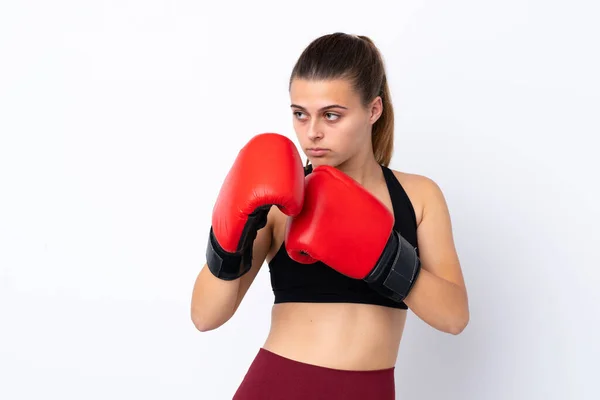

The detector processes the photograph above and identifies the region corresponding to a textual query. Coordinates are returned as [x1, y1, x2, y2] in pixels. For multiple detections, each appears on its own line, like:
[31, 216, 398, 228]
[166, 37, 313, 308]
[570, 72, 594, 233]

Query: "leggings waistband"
[233, 348, 396, 400]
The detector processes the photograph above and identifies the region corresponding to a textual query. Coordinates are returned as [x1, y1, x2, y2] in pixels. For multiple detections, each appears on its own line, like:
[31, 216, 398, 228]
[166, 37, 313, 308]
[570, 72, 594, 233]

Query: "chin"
[308, 158, 336, 168]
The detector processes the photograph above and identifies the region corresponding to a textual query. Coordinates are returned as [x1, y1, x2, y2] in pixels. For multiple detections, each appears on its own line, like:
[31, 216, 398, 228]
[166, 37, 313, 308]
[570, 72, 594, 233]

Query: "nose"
[306, 121, 324, 141]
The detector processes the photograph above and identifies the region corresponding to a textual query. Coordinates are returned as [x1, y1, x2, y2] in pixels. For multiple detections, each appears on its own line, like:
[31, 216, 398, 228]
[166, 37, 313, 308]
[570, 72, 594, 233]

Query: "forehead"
[289, 78, 360, 107]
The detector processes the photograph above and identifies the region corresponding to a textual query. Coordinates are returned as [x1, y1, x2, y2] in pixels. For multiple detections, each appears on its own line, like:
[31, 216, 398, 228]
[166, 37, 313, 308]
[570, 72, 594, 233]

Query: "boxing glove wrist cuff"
[206, 227, 251, 281]
[365, 231, 421, 303]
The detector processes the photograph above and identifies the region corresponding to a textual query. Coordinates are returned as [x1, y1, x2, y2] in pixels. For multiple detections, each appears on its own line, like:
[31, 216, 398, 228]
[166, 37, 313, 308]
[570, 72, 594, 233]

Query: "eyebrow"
[290, 104, 349, 112]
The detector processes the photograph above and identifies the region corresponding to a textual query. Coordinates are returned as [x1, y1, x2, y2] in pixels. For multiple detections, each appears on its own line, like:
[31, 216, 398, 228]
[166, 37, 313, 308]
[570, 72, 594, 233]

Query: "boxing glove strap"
[365, 231, 421, 303]
[206, 205, 271, 281]
[206, 227, 251, 281]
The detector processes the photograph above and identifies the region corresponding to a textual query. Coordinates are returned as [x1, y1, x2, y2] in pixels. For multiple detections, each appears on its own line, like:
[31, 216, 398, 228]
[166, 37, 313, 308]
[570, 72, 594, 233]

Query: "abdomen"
[263, 302, 407, 371]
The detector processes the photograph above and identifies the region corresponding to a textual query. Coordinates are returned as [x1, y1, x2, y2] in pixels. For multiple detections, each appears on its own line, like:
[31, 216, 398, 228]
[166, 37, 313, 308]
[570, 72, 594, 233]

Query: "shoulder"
[389, 169, 447, 227]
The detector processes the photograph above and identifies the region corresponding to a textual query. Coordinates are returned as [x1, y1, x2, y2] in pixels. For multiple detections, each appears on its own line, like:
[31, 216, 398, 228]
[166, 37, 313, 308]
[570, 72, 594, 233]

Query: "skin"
[191, 78, 469, 372]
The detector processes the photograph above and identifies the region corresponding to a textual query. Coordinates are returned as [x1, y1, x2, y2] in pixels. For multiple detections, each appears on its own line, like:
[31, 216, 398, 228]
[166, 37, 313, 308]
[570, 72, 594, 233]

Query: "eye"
[293, 111, 307, 120]
[324, 112, 340, 121]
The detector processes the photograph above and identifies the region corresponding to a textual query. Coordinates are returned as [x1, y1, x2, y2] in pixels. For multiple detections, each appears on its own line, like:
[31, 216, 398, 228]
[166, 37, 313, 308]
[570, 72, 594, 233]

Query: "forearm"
[403, 267, 469, 335]
[190, 264, 241, 332]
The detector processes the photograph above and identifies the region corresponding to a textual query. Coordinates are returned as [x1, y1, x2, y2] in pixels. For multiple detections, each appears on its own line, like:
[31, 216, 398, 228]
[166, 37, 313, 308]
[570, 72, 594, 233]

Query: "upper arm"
[416, 177, 466, 290]
[232, 207, 276, 312]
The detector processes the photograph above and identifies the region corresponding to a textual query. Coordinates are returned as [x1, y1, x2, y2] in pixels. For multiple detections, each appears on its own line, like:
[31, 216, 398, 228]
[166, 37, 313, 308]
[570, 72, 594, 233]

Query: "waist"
[263, 302, 407, 371]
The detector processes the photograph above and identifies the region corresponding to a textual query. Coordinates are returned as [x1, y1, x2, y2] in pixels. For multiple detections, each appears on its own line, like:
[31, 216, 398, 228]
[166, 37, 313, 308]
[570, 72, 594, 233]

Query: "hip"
[233, 348, 395, 400]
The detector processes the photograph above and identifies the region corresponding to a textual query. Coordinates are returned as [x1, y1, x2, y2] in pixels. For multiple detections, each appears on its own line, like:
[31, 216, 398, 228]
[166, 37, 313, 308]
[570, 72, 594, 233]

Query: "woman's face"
[289, 78, 381, 168]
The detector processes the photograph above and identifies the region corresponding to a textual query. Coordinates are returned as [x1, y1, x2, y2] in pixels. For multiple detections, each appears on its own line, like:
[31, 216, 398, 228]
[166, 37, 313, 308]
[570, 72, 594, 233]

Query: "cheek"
[338, 118, 368, 148]
[292, 120, 306, 138]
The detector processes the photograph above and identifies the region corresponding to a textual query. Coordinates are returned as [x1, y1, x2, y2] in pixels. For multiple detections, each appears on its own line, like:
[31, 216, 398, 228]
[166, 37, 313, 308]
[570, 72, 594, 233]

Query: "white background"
[1, 1, 598, 399]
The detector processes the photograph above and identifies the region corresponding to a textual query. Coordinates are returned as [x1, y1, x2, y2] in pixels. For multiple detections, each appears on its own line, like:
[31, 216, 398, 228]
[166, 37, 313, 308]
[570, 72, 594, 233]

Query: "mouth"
[306, 148, 330, 157]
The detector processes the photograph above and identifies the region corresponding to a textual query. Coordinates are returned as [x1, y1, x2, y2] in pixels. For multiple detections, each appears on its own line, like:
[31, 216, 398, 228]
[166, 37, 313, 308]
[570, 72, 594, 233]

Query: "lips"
[306, 148, 330, 157]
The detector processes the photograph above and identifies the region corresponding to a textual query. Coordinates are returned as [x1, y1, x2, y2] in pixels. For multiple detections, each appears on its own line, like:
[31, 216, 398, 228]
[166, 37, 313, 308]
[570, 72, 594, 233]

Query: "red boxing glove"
[284, 165, 421, 302]
[207, 133, 305, 280]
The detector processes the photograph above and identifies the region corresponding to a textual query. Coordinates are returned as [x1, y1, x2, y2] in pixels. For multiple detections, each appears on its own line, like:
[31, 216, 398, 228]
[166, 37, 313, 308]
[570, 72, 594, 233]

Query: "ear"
[368, 96, 383, 125]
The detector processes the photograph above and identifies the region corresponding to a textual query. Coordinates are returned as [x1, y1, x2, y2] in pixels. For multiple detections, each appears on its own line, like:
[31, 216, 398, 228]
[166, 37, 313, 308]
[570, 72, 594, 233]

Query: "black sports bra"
[268, 164, 419, 310]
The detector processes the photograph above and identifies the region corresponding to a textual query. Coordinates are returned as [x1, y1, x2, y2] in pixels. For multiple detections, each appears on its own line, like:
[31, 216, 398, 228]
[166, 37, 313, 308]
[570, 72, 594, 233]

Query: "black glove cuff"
[365, 231, 421, 303]
[206, 227, 251, 281]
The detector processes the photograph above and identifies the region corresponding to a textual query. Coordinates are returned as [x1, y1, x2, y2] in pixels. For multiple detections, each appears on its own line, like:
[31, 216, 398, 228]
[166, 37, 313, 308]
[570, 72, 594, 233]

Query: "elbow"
[447, 311, 470, 335]
[192, 317, 217, 332]
[447, 289, 470, 335]
[191, 310, 216, 332]
[191, 311, 209, 332]
[190, 308, 232, 332]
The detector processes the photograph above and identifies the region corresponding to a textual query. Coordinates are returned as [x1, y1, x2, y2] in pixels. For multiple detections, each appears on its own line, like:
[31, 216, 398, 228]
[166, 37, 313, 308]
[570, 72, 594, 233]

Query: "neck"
[335, 151, 383, 187]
